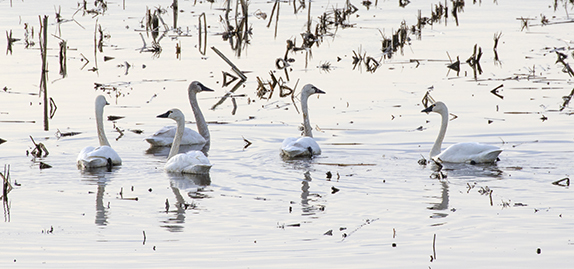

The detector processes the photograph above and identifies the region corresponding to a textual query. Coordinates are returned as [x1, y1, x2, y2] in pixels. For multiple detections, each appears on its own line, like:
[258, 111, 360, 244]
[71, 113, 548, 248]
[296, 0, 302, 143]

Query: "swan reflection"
[161, 172, 211, 232]
[300, 171, 324, 217]
[427, 180, 449, 220]
[145, 143, 207, 157]
[79, 166, 121, 226]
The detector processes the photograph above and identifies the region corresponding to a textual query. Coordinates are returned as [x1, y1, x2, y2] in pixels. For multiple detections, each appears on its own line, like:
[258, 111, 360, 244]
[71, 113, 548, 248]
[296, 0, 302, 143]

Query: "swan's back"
[435, 142, 502, 163]
[146, 126, 206, 146]
[281, 136, 321, 158]
[165, 151, 212, 174]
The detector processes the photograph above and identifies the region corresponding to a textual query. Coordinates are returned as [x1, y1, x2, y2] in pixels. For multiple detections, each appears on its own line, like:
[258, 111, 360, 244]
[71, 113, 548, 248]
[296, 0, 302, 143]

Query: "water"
[1, 0, 574, 267]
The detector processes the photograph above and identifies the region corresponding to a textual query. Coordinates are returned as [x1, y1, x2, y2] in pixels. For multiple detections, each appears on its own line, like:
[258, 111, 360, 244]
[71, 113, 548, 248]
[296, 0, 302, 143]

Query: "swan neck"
[96, 103, 110, 147]
[301, 93, 313, 137]
[168, 117, 185, 160]
[431, 110, 448, 158]
[189, 91, 210, 143]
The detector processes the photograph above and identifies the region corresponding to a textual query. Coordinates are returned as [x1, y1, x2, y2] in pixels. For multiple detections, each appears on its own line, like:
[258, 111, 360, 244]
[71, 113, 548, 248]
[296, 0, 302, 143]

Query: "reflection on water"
[79, 166, 121, 226]
[145, 144, 208, 157]
[161, 172, 211, 233]
[440, 162, 504, 179]
[427, 180, 449, 220]
[300, 171, 324, 217]
[425, 162, 503, 223]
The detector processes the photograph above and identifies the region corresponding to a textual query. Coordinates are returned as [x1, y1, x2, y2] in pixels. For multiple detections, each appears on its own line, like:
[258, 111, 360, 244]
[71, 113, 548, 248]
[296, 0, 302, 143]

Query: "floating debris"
[6, 30, 20, 55]
[1, 164, 12, 221]
[39, 162, 52, 169]
[490, 84, 504, 99]
[552, 177, 570, 187]
[29, 136, 49, 158]
[55, 129, 82, 138]
[331, 186, 340, 194]
[0, 138, 6, 145]
[107, 115, 125, 121]
[242, 136, 252, 149]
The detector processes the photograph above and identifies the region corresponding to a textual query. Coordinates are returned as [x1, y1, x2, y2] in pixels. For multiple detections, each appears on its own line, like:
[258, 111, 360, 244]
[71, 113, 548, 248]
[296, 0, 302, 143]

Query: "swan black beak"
[313, 86, 325, 94]
[157, 110, 171, 118]
[421, 105, 433, 114]
[199, 83, 214, 92]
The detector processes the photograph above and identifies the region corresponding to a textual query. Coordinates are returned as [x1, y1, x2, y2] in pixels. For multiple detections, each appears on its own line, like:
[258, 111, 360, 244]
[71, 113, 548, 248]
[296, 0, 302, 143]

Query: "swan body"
[164, 150, 212, 174]
[77, 95, 122, 169]
[421, 101, 502, 164]
[145, 126, 206, 146]
[146, 81, 213, 147]
[281, 84, 325, 158]
[157, 82, 213, 174]
[281, 137, 321, 157]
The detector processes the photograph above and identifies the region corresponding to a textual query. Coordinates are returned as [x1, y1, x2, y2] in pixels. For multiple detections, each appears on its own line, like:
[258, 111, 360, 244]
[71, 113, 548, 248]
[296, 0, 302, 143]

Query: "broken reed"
[198, 13, 207, 55]
[39, 15, 49, 131]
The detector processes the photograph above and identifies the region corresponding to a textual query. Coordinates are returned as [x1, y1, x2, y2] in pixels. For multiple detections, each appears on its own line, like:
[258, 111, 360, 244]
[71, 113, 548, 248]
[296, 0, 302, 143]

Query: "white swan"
[281, 84, 325, 158]
[145, 81, 213, 147]
[157, 108, 212, 174]
[421, 101, 502, 164]
[77, 95, 122, 169]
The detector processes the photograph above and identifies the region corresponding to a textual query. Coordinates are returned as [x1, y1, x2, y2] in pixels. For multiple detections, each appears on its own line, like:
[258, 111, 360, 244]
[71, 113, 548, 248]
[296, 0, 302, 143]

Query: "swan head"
[95, 95, 110, 108]
[301, 84, 325, 99]
[189, 81, 214, 94]
[421, 101, 448, 115]
[157, 108, 185, 122]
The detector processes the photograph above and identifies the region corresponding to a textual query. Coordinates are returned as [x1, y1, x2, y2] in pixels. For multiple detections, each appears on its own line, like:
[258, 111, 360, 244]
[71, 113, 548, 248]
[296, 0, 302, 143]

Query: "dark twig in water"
[198, 13, 207, 55]
[242, 136, 252, 149]
[29, 136, 49, 158]
[39, 15, 49, 131]
[431, 234, 437, 261]
[1, 164, 12, 222]
[341, 218, 379, 241]
[490, 84, 504, 99]
[211, 46, 247, 81]
[560, 88, 574, 111]
[552, 177, 570, 187]
[555, 51, 574, 77]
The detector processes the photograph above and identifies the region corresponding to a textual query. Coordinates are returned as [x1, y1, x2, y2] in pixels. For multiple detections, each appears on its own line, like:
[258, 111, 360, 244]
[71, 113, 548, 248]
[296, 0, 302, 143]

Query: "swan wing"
[146, 126, 206, 146]
[77, 145, 122, 168]
[436, 142, 502, 163]
[281, 136, 321, 158]
[165, 151, 212, 174]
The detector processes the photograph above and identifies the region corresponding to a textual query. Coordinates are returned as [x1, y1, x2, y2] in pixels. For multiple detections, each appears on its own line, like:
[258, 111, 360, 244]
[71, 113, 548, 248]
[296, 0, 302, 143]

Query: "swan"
[145, 81, 213, 147]
[77, 95, 122, 169]
[157, 108, 212, 174]
[421, 101, 502, 164]
[281, 84, 325, 158]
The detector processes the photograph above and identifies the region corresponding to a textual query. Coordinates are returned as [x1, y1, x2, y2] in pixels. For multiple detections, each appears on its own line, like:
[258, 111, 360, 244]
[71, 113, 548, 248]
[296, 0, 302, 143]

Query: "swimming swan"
[421, 101, 502, 164]
[281, 84, 325, 158]
[145, 81, 213, 147]
[157, 108, 212, 174]
[77, 95, 122, 169]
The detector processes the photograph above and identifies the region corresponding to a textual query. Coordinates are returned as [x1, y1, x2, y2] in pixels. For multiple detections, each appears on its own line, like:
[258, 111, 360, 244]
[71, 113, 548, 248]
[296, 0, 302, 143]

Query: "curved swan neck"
[96, 102, 110, 147]
[189, 90, 210, 143]
[168, 116, 185, 160]
[301, 92, 313, 137]
[431, 109, 449, 158]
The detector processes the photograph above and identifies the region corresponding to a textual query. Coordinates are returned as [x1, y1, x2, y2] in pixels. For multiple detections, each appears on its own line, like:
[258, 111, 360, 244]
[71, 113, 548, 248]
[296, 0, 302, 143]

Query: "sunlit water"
[1, 0, 573, 267]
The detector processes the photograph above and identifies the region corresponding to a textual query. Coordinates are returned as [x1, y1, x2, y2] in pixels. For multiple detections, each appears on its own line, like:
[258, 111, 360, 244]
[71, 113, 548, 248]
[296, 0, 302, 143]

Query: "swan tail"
[182, 164, 212, 174]
[481, 149, 503, 163]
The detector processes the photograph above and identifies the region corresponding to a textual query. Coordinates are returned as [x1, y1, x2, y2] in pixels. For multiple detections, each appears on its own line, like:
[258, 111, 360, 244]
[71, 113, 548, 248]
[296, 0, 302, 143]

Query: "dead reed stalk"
[39, 15, 49, 131]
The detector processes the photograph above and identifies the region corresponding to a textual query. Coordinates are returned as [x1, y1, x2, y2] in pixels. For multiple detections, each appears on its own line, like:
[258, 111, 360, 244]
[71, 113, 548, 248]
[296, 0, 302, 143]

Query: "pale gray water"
[1, 0, 573, 268]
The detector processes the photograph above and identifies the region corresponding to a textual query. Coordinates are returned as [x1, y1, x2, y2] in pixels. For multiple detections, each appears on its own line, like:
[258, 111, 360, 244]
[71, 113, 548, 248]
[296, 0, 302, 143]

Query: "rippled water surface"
[1, 0, 574, 267]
